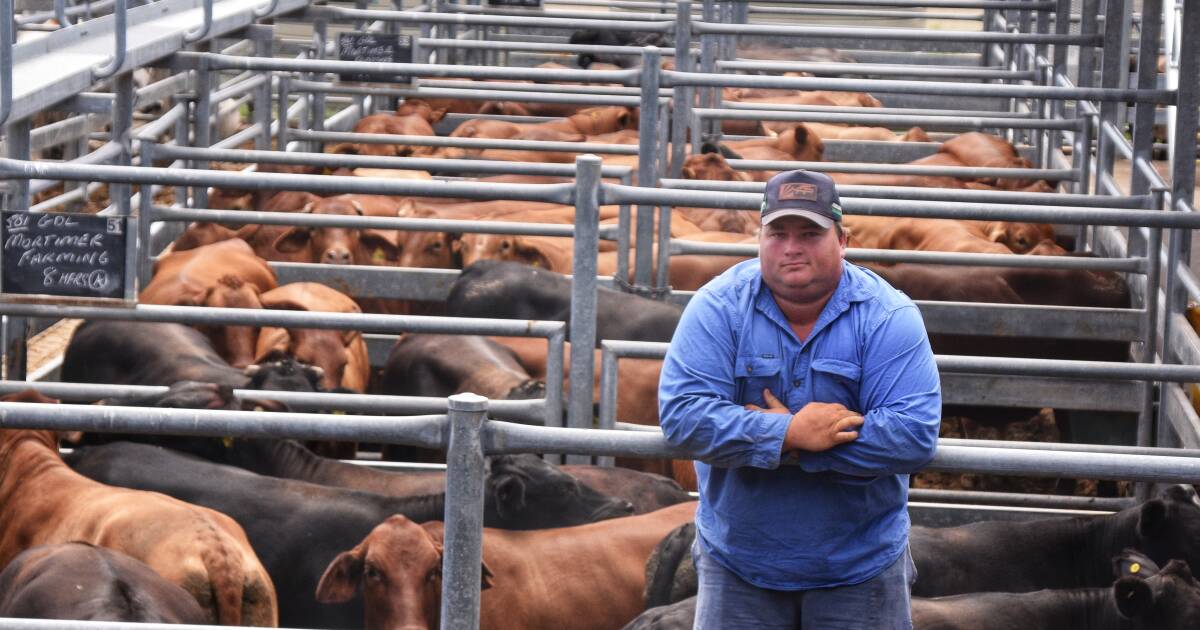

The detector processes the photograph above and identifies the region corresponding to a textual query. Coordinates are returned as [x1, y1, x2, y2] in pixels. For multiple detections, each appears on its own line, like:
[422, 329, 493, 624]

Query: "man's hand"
[782, 402, 864, 453]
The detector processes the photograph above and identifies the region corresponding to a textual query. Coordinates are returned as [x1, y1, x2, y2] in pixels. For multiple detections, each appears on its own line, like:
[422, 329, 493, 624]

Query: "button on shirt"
[658, 260, 941, 590]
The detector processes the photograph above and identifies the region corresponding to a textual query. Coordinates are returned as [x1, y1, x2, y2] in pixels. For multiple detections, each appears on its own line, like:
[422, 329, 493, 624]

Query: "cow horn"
[350, 200, 365, 216]
[306, 365, 326, 381]
[243, 364, 262, 377]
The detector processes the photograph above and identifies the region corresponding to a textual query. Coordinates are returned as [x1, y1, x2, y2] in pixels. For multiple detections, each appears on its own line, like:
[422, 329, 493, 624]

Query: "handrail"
[91, 0, 128, 79]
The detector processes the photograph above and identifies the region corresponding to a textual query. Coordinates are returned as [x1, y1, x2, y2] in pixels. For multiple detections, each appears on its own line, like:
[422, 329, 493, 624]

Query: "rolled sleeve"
[659, 290, 792, 469]
[799, 304, 942, 477]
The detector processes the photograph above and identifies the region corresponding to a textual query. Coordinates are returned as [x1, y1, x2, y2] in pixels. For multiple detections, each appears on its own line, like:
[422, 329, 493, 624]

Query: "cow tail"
[196, 521, 246, 626]
[643, 522, 696, 608]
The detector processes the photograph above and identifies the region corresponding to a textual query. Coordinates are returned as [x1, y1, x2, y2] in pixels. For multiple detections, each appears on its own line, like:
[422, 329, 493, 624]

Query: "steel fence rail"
[286, 80, 649, 106]
[304, 4, 677, 32]
[720, 158, 1077, 181]
[695, 107, 1082, 131]
[718, 59, 1035, 80]
[907, 489, 1133, 511]
[286, 129, 642, 155]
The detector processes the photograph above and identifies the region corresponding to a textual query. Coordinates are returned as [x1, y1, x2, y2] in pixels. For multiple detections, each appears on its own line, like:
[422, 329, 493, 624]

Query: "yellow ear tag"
[222, 436, 235, 449]
[332, 410, 346, 416]
[372, 247, 386, 263]
[1130, 563, 1141, 574]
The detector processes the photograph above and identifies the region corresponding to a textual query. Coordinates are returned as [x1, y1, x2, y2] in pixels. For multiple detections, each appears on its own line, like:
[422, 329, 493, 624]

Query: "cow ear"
[1113, 576, 1155, 620]
[273, 228, 312, 254]
[480, 559, 495, 591]
[1138, 499, 1169, 539]
[682, 166, 696, 179]
[512, 240, 554, 271]
[983, 222, 1008, 243]
[315, 549, 364, 603]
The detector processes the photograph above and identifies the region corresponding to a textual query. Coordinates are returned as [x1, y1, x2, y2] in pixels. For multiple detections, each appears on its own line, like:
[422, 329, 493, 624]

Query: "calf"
[447, 260, 683, 344]
[0, 543, 208, 623]
[255, 282, 370, 392]
[0, 400, 277, 626]
[140, 239, 277, 368]
[243, 195, 401, 267]
[67, 441, 633, 629]
[315, 502, 698, 630]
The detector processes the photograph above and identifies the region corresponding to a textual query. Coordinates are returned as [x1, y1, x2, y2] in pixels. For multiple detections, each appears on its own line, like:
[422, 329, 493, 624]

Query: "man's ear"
[1113, 576, 1155, 620]
[315, 548, 364, 603]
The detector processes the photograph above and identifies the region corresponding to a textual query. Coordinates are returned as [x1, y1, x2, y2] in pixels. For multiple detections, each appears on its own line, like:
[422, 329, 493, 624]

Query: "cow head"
[980, 222, 1058, 254]
[199, 275, 267, 369]
[1135, 485, 1200, 578]
[1113, 559, 1200, 629]
[398, 230, 461, 270]
[485, 454, 634, 529]
[244, 351, 324, 393]
[681, 152, 752, 182]
[316, 515, 493, 630]
[457, 234, 555, 271]
[273, 198, 399, 266]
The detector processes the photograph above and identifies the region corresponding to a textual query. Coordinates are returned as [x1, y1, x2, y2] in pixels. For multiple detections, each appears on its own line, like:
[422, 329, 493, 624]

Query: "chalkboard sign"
[488, 0, 542, 6]
[336, 32, 413, 84]
[1, 211, 127, 301]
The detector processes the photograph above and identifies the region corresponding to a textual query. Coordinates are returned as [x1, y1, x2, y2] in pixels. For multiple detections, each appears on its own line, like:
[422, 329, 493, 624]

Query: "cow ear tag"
[1130, 563, 1141, 574]
[373, 247, 386, 263]
[222, 436, 235, 449]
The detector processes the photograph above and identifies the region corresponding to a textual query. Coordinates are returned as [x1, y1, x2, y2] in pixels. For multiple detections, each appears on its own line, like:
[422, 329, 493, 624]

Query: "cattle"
[207, 163, 327, 213]
[0, 543, 208, 624]
[241, 195, 401, 267]
[938, 131, 1044, 191]
[447, 261, 683, 344]
[844, 216, 1064, 256]
[625, 561, 1200, 630]
[786, 121, 930, 143]
[61, 320, 323, 403]
[682, 151, 753, 183]
[381, 334, 544, 402]
[254, 282, 371, 393]
[140, 239, 278, 368]
[911, 485, 1200, 597]
[67, 441, 634, 629]
[719, 124, 825, 173]
[644, 523, 697, 609]
[314, 501, 698, 630]
[567, 29, 671, 67]
[0, 395, 278, 626]
[327, 104, 438, 158]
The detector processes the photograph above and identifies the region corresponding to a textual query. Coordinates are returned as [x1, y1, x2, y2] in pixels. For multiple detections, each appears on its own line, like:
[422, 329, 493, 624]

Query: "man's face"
[759, 215, 847, 304]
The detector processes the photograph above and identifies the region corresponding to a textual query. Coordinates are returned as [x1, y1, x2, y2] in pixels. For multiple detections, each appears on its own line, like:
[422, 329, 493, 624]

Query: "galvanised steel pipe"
[667, 240, 1145, 272]
[658, 178, 1148, 208]
[306, 4, 675, 33]
[742, 0, 1053, 7]
[0, 402, 449, 448]
[0, 303, 566, 339]
[440, 394, 488, 630]
[606, 185, 1200, 228]
[691, 20, 1099, 45]
[151, 144, 634, 178]
[287, 80, 646, 106]
[152, 207, 621, 241]
[416, 37, 677, 57]
[417, 79, 666, 97]
[938, 437, 1200, 459]
[908, 489, 1132, 511]
[288, 129, 640, 155]
[183, 51, 642, 84]
[0, 379, 545, 424]
[440, 4, 678, 20]
[718, 59, 1034, 80]
[91, 0, 127, 80]
[722, 100, 1036, 119]
[568, 156, 602, 464]
[698, 107, 1078, 131]
[0, 159, 577, 203]
[668, 70, 1174, 104]
[717, 158, 1075, 181]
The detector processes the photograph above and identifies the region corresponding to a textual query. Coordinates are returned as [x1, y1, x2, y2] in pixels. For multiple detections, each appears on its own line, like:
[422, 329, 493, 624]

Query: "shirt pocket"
[810, 358, 862, 412]
[734, 355, 783, 407]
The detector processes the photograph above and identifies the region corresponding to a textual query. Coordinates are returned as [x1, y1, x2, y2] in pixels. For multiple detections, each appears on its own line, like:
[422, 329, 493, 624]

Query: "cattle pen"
[0, 0, 1197, 629]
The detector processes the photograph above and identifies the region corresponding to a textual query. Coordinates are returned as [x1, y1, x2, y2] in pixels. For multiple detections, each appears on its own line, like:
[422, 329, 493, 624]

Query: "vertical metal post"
[440, 393, 488, 630]
[112, 72, 134, 217]
[544, 327, 565, 465]
[699, 0, 717, 143]
[597, 347, 618, 467]
[193, 59, 213, 210]
[1157, 206, 1185, 453]
[1050, 0, 1071, 161]
[1136, 190, 1165, 501]
[1077, 0, 1101, 90]
[253, 36, 274, 152]
[277, 75, 291, 150]
[173, 97, 190, 208]
[568, 155, 602, 465]
[1095, 0, 1130, 189]
[669, 0, 691, 179]
[137, 141, 156, 287]
[312, 20, 328, 154]
[3, 117, 30, 382]
[635, 48, 662, 289]
[1131, 0, 1164, 196]
[1169, 0, 1199, 276]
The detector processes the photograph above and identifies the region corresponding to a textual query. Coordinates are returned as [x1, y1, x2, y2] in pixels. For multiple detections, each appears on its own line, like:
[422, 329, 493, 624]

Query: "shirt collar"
[753, 263, 873, 341]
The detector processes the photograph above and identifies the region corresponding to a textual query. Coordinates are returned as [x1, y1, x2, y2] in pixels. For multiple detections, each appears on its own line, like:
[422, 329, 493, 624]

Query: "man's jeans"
[692, 540, 917, 630]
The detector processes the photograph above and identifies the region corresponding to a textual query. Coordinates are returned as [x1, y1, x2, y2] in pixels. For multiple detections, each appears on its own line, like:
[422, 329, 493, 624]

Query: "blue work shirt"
[658, 259, 941, 590]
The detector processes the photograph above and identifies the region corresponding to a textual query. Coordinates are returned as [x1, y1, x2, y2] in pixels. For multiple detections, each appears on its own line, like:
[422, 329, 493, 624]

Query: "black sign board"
[488, 0, 542, 6]
[1, 211, 127, 301]
[336, 32, 413, 84]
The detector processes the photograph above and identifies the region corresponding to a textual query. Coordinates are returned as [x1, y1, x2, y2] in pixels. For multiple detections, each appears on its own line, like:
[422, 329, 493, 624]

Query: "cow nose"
[323, 248, 352, 265]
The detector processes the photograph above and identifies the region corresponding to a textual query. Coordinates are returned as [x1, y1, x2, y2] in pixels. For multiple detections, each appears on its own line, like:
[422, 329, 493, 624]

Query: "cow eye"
[429, 242, 442, 252]
[364, 565, 383, 582]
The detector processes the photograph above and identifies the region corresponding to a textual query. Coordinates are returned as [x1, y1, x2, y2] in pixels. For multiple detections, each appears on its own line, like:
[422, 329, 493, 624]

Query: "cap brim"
[762, 209, 834, 229]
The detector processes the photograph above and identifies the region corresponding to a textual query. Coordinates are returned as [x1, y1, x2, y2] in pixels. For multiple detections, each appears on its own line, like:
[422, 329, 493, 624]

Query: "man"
[658, 170, 942, 629]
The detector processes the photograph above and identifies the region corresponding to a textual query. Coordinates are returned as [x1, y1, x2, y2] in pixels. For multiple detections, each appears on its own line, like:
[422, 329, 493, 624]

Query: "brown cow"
[242, 195, 402, 266]
[0, 391, 277, 626]
[327, 104, 438, 158]
[315, 502, 698, 630]
[844, 216, 1064, 257]
[254, 282, 371, 393]
[140, 239, 277, 368]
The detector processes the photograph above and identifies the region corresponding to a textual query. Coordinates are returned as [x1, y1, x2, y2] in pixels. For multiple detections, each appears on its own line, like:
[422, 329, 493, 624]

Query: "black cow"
[67, 442, 632, 628]
[625, 560, 1200, 630]
[447, 261, 683, 345]
[176, 436, 683, 515]
[911, 485, 1200, 597]
[567, 30, 671, 68]
[636, 486, 1200, 603]
[644, 523, 697, 609]
[0, 543, 208, 623]
[62, 320, 324, 399]
[381, 334, 545, 402]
